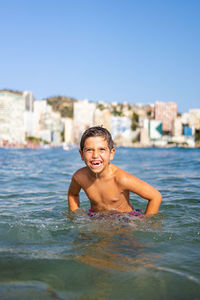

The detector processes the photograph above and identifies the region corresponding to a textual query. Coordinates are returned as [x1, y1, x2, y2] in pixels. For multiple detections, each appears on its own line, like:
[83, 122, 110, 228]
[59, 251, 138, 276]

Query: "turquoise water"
[0, 147, 199, 300]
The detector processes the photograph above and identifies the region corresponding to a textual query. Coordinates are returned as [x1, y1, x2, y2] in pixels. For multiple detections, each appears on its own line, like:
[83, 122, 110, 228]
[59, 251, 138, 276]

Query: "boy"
[68, 126, 162, 215]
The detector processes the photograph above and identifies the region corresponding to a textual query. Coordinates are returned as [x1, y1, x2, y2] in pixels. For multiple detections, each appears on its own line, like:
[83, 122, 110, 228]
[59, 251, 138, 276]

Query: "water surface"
[0, 147, 199, 299]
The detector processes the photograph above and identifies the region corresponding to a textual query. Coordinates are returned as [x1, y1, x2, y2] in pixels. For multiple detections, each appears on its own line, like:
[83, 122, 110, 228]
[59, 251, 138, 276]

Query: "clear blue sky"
[0, 0, 199, 113]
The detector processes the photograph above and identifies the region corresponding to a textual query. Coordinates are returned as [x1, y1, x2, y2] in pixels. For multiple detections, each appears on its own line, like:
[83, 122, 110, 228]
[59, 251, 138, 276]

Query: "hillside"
[46, 95, 77, 118]
[0, 89, 23, 95]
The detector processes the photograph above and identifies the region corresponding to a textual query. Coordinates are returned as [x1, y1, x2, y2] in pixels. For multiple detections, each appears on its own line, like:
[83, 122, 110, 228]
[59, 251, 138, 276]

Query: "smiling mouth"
[90, 160, 102, 168]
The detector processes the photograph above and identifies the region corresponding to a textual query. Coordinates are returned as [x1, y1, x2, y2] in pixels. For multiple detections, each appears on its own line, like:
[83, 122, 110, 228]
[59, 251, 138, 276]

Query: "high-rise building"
[155, 101, 177, 133]
[33, 100, 63, 145]
[110, 116, 134, 146]
[140, 118, 150, 145]
[0, 90, 34, 144]
[94, 108, 111, 130]
[188, 109, 200, 130]
[73, 100, 96, 143]
[64, 117, 74, 145]
[173, 117, 183, 137]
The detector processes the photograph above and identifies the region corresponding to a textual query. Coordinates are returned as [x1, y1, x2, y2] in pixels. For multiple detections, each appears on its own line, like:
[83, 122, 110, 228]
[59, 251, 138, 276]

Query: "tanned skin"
[68, 136, 162, 215]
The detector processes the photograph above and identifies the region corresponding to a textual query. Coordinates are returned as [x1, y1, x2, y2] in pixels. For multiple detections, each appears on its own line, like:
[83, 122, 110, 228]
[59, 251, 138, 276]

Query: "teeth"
[92, 161, 101, 165]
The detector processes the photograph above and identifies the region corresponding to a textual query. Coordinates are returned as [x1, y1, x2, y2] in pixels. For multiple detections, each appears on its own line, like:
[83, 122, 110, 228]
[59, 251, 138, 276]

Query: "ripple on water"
[0, 147, 200, 299]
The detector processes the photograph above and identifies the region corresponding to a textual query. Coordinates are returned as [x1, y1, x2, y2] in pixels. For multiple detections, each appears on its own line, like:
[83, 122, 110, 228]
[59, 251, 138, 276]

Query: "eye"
[85, 148, 92, 152]
[100, 148, 106, 152]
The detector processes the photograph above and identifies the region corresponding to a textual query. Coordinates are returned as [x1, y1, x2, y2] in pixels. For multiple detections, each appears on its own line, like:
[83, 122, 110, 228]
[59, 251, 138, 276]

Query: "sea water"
[0, 147, 199, 300]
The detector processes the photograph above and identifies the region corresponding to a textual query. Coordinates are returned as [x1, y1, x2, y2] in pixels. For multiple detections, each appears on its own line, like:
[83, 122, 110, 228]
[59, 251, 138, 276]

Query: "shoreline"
[0, 142, 200, 150]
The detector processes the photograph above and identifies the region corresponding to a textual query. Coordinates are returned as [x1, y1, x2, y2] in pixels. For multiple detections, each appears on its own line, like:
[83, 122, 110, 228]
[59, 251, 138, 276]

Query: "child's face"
[79, 136, 115, 174]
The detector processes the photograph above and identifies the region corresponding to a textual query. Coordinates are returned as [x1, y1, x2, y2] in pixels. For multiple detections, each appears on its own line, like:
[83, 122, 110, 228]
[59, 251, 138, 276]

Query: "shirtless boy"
[68, 126, 162, 215]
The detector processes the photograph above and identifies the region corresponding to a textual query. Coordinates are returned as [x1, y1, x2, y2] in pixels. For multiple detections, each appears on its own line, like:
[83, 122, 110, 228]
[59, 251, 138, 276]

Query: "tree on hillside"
[131, 112, 139, 131]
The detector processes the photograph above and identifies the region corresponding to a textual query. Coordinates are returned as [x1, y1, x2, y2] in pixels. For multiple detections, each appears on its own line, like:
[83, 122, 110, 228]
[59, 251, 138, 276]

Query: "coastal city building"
[33, 100, 63, 145]
[24, 91, 35, 137]
[0, 89, 199, 148]
[173, 117, 183, 137]
[140, 118, 150, 146]
[149, 120, 162, 140]
[188, 109, 200, 131]
[94, 108, 111, 130]
[140, 118, 164, 147]
[110, 116, 134, 146]
[171, 111, 197, 147]
[73, 100, 96, 143]
[0, 90, 34, 146]
[155, 101, 177, 134]
[63, 117, 74, 146]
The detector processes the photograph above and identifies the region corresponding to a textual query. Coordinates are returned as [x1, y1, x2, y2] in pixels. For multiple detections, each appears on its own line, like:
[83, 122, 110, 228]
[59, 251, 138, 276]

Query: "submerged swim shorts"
[88, 209, 143, 217]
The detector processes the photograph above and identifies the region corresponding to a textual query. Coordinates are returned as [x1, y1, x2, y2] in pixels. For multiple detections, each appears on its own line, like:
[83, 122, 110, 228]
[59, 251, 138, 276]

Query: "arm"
[68, 175, 81, 212]
[120, 172, 162, 215]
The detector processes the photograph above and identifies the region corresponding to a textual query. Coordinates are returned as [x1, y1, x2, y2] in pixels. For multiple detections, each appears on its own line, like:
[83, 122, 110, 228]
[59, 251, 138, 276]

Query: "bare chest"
[82, 178, 128, 209]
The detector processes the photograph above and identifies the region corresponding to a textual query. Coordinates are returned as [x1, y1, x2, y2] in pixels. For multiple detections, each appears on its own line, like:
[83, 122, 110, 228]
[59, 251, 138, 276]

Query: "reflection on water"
[71, 210, 162, 272]
[66, 209, 200, 299]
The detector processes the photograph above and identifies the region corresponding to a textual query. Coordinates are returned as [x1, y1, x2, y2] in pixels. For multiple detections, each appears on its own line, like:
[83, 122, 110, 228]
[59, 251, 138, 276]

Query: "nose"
[92, 149, 99, 158]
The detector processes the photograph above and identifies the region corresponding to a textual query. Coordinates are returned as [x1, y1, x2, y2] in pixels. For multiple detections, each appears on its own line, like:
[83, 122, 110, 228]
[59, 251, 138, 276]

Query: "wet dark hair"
[80, 126, 114, 151]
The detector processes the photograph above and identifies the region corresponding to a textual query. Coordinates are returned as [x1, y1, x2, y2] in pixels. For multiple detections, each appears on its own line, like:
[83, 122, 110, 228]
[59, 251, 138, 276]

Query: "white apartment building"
[173, 117, 183, 137]
[110, 116, 133, 146]
[64, 117, 74, 145]
[188, 109, 200, 130]
[140, 118, 150, 145]
[33, 100, 63, 145]
[149, 120, 162, 140]
[0, 90, 34, 144]
[94, 108, 111, 130]
[173, 110, 200, 136]
[172, 110, 198, 147]
[73, 100, 96, 143]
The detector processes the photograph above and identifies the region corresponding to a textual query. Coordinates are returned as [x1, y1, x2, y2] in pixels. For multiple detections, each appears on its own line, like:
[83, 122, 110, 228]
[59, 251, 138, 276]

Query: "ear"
[109, 148, 115, 161]
[79, 149, 85, 161]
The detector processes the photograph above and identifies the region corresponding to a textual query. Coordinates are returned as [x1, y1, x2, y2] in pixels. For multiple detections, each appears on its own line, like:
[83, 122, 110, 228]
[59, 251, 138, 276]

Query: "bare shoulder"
[112, 164, 143, 188]
[68, 167, 87, 193]
[111, 164, 132, 181]
[73, 167, 89, 185]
